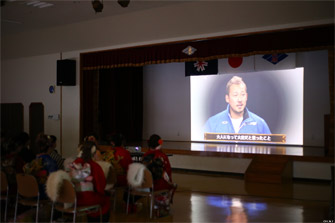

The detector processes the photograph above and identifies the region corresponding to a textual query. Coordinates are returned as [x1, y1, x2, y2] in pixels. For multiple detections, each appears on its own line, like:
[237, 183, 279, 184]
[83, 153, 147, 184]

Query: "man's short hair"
[226, 76, 247, 95]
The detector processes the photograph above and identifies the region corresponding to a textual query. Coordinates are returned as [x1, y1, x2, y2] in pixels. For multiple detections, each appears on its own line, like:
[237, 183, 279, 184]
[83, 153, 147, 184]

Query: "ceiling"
[1, 0, 181, 36]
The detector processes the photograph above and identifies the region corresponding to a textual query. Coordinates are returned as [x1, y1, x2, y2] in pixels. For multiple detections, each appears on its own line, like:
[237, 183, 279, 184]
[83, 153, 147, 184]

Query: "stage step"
[245, 156, 293, 184]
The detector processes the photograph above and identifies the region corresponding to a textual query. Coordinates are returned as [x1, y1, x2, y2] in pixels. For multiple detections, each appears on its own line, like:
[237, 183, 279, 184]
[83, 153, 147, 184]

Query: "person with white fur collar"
[71, 141, 110, 222]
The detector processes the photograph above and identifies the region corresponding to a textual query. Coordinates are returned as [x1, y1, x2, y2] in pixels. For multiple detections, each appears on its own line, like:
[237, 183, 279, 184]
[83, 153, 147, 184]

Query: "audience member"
[101, 133, 135, 212]
[1, 130, 10, 157]
[23, 133, 58, 199]
[1, 131, 33, 175]
[1, 132, 33, 188]
[84, 133, 103, 161]
[16, 132, 35, 164]
[69, 141, 110, 222]
[142, 134, 177, 217]
[1, 134, 26, 195]
[102, 133, 133, 187]
[47, 135, 64, 169]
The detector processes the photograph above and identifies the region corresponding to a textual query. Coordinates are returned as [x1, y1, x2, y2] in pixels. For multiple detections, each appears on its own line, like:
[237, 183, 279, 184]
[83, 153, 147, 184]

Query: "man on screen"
[203, 76, 271, 136]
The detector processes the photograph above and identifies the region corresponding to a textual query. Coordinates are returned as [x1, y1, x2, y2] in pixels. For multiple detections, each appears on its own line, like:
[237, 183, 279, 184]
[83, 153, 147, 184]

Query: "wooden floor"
[108, 170, 333, 223]
[6, 169, 331, 223]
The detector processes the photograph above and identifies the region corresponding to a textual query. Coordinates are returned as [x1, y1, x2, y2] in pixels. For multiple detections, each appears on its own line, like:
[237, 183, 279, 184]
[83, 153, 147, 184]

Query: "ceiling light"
[118, 0, 130, 8]
[92, 0, 103, 13]
[39, 3, 53, 8]
[26, 1, 40, 5]
[26, 1, 53, 8]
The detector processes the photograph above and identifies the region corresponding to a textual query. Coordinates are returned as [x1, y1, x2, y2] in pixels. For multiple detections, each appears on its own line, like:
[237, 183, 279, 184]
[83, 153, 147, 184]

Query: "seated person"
[102, 133, 133, 187]
[69, 141, 110, 222]
[47, 135, 64, 169]
[142, 134, 177, 217]
[84, 133, 103, 161]
[16, 131, 35, 164]
[1, 133, 27, 195]
[102, 133, 134, 212]
[23, 133, 58, 199]
[142, 134, 174, 191]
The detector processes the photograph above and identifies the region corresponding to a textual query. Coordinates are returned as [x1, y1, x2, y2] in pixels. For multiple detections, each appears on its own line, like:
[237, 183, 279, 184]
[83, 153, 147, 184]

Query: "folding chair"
[126, 167, 169, 218]
[105, 168, 129, 212]
[50, 179, 102, 223]
[14, 173, 48, 223]
[104, 166, 118, 210]
[1, 171, 9, 222]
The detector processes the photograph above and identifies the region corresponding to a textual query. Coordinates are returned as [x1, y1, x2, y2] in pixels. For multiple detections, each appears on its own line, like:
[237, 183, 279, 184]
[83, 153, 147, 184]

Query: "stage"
[124, 141, 334, 181]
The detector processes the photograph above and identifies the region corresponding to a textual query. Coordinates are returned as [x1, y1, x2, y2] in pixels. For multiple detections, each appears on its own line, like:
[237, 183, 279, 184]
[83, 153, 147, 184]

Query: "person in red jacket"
[71, 141, 110, 222]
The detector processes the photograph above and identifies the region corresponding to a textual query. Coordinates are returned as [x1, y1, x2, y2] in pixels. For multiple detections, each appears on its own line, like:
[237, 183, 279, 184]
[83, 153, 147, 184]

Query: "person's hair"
[35, 133, 51, 153]
[78, 141, 96, 162]
[147, 134, 161, 149]
[49, 135, 57, 144]
[14, 132, 30, 148]
[6, 137, 17, 153]
[111, 133, 125, 147]
[226, 76, 247, 95]
[84, 132, 98, 143]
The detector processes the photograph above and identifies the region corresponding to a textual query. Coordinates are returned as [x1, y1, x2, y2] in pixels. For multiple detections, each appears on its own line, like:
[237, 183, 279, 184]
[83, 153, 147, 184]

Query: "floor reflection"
[191, 194, 270, 223]
[187, 192, 319, 223]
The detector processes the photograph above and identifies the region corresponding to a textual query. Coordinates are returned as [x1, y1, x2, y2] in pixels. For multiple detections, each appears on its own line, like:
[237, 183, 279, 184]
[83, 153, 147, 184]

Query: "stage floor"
[163, 141, 326, 157]
[126, 141, 333, 163]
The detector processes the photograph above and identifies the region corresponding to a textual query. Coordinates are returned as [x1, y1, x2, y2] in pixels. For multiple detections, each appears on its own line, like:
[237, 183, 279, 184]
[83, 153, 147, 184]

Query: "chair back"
[1, 171, 8, 192]
[1, 171, 9, 222]
[126, 167, 154, 218]
[50, 178, 102, 223]
[127, 163, 153, 189]
[106, 166, 117, 186]
[56, 180, 76, 204]
[16, 173, 39, 198]
[139, 168, 153, 189]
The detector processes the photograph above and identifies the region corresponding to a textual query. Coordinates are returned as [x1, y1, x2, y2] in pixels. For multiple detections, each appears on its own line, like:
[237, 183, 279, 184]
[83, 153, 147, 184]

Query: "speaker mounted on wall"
[57, 59, 76, 86]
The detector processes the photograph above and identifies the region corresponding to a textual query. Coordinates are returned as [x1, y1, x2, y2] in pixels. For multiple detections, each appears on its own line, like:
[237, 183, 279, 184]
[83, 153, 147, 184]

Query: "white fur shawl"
[46, 170, 71, 202]
[95, 160, 111, 179]
[127, 163, 146, 187]
[96, 160, 115, 190]
[63, 157, 76, 172]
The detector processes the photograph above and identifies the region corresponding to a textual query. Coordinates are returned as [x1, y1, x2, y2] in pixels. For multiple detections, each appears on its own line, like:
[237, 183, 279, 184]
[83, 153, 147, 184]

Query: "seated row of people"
[1, 132, 62, 197]
[1, 131, 175, 221]
[84, 132, 176, 216]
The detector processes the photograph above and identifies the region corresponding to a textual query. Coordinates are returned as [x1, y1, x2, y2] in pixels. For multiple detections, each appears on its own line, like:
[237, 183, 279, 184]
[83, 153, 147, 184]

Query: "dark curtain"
[29, 103, 44, 154]
[0, 103, 24, 137]
[82, 67, 143, 143]
[98, 67, 143, 142]
[81, 69, 100, 141]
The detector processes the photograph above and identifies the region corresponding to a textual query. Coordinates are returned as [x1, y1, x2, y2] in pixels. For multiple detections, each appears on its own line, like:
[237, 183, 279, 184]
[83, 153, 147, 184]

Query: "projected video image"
[191, 68, 303, 145]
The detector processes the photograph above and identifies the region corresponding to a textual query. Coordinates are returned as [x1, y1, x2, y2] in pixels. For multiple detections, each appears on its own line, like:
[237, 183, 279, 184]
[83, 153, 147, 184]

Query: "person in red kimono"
[142, 134, 174, 191]
[142, 134, 177, 217]
[84, 133, 103, 161]
[102, 133, 133, 187]
[102, 133, 134, 211]
[71, 141, 110, 222]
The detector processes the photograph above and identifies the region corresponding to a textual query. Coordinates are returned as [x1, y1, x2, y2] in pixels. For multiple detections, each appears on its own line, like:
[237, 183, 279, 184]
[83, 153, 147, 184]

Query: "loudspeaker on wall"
[57, 59, 76, 86]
